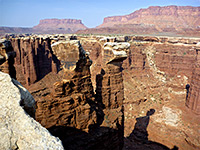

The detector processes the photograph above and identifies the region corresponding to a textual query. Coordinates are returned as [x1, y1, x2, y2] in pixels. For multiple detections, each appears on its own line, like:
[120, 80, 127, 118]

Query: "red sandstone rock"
[30, 39, 128, 150]
[186, 46, 200, 114]
[10, 37, 60, 85]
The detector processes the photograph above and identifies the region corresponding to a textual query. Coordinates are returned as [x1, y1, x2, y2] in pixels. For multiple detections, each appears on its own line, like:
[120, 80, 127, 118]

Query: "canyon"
[0, 33, 200, 149]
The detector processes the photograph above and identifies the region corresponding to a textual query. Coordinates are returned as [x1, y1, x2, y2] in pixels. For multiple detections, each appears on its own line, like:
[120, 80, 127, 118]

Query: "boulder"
[0, 71, 64, 150]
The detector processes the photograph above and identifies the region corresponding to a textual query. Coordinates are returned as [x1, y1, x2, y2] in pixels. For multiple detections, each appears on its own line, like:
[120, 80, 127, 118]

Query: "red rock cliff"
[186, 46, 200, 114]
[10, 37, 60, 85]
[98, 6, 200, 31]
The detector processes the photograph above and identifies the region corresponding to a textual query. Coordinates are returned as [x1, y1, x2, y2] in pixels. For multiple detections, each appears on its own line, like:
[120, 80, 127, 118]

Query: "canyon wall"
[186, 45, 200, 114]
[0, 39, 16, 79]
[0, 38, 64, 150]
[10, 37, 60, 85]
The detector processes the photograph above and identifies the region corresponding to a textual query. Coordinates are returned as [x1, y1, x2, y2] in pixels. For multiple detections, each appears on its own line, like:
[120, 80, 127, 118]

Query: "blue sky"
[0, 0, 199, 28]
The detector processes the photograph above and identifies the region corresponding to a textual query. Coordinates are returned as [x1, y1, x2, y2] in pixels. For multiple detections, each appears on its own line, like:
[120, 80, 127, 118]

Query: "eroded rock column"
[10, 37, 60, 85]
[96, 42, 130, 149]
[186, 45, 200, 114]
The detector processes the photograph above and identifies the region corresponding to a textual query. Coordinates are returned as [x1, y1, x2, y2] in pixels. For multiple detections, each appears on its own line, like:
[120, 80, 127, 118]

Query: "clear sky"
[0, 0, 199, 28]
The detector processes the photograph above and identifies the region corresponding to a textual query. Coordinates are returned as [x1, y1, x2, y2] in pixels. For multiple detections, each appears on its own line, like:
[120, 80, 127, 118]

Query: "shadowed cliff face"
[10, 37, 60, 85]
[0, 39, 16, 79]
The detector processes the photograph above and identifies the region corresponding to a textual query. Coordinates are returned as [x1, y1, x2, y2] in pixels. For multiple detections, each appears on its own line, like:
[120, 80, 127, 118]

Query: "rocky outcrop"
[33, 19, 87, 34]
[0, 39, 16, 79]
[186, 45, 200, 114]
[0, 71, 64, 150]
[122, 36, 197, 81]
[10, 37, 60, 85]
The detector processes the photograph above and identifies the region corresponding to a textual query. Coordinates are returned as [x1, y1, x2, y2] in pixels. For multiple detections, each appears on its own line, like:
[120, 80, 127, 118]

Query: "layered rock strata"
[186, 45, 200, 114]
[36, 40, 96, 131]
[78, 6, 200, 36]
[95, 42, 130, 149]
[0, 71, 64, 150]
[32, 40, 128, 150]
[10, 37, 60, 85]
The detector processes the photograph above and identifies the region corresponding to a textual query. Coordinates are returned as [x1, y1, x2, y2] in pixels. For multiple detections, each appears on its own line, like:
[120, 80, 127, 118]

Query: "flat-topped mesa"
[0, 39, 16, 79]
[186, 44, 200, 114]
[33, 19, 87, 34]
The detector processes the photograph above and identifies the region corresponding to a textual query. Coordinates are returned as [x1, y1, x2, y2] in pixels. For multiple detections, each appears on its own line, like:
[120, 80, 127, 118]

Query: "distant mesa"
[0, 19, 87, 34]
[33, 19, 88, 34]
[97, 6, 200, 29]
[77, 5, 200, 36]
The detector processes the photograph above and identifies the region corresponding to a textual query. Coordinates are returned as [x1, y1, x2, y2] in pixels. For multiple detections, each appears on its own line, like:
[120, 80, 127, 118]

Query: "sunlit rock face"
[0, 71, 64, 150]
